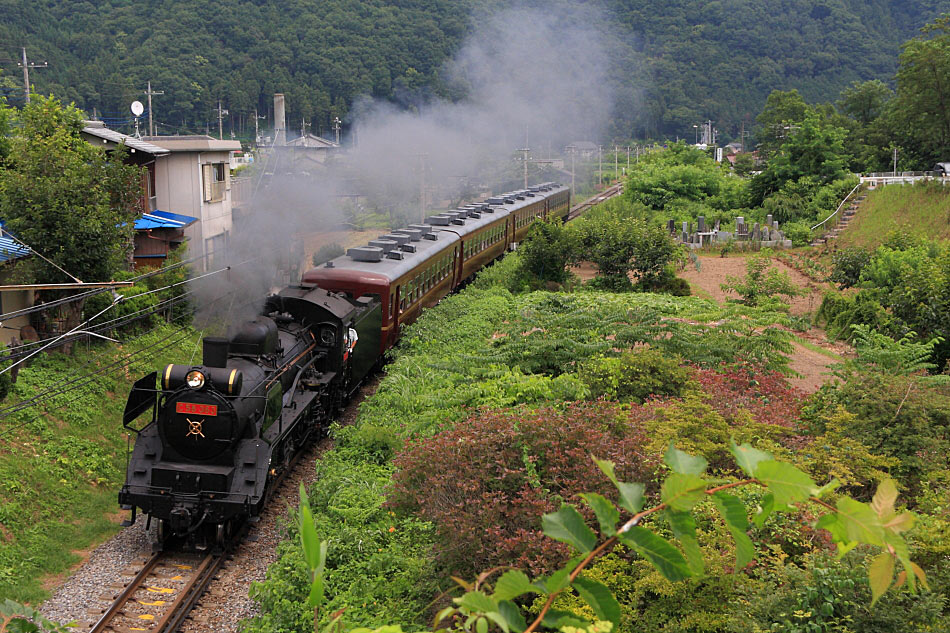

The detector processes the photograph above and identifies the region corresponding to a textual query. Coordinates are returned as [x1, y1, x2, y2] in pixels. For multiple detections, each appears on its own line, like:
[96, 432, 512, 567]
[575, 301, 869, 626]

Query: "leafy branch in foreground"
[299, 442, 925, 633]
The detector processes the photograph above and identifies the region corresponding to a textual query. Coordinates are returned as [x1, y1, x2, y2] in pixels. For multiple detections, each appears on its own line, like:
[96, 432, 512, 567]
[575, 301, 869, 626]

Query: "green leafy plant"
[431, 444, 924, 633]
[721, 250, 805, 306]
[1, 598, 71, 632]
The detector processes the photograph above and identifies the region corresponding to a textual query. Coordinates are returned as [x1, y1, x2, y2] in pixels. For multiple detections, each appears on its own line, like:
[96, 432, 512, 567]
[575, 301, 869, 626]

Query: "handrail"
[811, 181, 862, 231]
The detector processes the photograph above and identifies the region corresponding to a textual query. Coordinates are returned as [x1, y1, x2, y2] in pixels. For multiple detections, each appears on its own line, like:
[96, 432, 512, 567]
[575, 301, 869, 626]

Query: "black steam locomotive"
[120, 285, 381, 546]
[120, 184, 570, 547]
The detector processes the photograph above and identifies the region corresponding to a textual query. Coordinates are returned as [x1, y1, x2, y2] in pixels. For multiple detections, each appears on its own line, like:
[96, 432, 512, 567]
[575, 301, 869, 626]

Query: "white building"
[144, 136, 242, 269]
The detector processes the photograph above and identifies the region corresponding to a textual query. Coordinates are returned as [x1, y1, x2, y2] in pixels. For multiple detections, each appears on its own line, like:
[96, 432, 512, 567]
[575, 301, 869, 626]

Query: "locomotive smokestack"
[203, 337, 230, 368]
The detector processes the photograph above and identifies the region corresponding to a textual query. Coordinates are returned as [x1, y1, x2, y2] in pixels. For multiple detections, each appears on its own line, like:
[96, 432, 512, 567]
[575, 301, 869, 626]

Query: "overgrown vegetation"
[247, 228, 950, 631]
[0, 325, 199, 603]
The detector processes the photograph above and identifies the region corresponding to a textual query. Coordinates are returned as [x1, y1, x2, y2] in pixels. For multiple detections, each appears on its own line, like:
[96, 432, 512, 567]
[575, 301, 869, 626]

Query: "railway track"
[567, 182, 624, 221]
[88, 548, 227, 633]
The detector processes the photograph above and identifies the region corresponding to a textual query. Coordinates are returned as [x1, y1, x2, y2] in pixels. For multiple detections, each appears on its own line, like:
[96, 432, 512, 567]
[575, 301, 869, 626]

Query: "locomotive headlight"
[185, 370, 206, 389]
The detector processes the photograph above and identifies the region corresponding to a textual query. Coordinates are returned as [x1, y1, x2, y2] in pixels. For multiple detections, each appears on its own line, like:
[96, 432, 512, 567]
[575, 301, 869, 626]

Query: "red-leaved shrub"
[387, 402, 659, 577]
[693, 361, 804, 428]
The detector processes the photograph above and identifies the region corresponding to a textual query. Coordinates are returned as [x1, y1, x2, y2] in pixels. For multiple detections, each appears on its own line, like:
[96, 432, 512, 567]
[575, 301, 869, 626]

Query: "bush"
[386, 402, 660, 578]
[519, 217, 579, 285]
[829, 246, 871, 288]
[721, 250, 804, 306]
[312, 242, 345, 267]
[578, 349, 694, 403]
[782, 220, 813, 247]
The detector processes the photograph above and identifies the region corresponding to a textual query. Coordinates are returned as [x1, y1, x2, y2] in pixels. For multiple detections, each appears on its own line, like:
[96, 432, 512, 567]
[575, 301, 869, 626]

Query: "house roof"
[284, 133, 338, 149]
[142, 135, 242, 152]
[134, 210, 199, 230]
[0, 234, 30, 264]
[82, 122, 171, 155]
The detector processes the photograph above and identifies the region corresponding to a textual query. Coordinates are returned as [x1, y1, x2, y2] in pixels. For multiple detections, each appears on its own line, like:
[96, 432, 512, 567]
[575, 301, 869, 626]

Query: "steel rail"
[89, 551, 165, 633]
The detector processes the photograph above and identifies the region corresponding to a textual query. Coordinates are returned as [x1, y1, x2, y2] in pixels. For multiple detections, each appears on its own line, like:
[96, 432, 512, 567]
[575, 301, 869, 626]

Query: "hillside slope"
[834, 180, 950, 248]
[0, 0, 941, 140]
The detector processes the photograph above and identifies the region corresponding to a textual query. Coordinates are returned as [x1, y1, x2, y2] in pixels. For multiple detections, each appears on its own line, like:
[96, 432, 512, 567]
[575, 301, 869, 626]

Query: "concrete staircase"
[810, 193, 867, 246]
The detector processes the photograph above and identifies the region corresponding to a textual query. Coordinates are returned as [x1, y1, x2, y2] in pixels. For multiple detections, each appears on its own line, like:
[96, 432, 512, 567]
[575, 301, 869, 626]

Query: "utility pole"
[566, 145, 576, 203]
[519, 147, 530, 189]
[415, 153, 429, 222]
[893, 147, 898, 176]
[614, 145, 618, 183]
[598, 145, 602, 189]
[216, 101, 228, 140]
[626, 146, 630, 170]
[18, 47, 47, 104]
[333, 117, 341, 145]
[144, 81, 164, 136]
[253, 109, 266, 146]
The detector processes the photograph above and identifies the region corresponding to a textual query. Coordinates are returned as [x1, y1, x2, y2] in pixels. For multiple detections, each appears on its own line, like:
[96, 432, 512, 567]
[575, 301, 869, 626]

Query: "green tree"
[0, 95, 142, 336]
[519, 217, 579, 286]
[754, 89, 809, 158]
[837, 79, 894, 125]
[750, 111, 850, 205]
[721, 250, 804, 306]
[892, 14, 950, 166]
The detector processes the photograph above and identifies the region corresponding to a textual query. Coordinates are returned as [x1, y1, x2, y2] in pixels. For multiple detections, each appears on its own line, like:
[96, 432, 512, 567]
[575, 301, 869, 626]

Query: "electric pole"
[566, 145, 576, 204]
[598, 145, 602, 189]
[415, 153, 429, 222]
[253, 109, 266, 146]
[626, 146, 630, 169]
[333, 117, 341, 145]
[216, 101, 228, 140]
[519, 147, 530, 189]
[143, 82, 164, 137]
[614, 145, 618, 183]
[18, 47, 47, 104]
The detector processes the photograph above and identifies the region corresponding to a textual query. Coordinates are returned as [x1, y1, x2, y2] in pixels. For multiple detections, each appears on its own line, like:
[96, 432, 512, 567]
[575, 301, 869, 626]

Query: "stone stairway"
[810, 193, 867, 246]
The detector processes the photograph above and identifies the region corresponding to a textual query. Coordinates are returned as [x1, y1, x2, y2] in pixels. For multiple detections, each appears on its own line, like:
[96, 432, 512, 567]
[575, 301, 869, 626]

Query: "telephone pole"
[18, 47, 47, 104]
[415, 153, 429, 222]
[614, 145, 618, 183]
[253, 109, 266, 145]
[518, 147, 530, 189]
[333, 117, 341, 145]
[216, 101, 228, 140]
[598, 145, 602, 189]
[144, 81, 164, 136]
[566, 145, 576, 202]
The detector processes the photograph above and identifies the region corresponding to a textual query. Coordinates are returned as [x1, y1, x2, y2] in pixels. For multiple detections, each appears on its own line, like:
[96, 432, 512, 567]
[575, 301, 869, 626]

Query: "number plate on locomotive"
[175, 402, 218, 416]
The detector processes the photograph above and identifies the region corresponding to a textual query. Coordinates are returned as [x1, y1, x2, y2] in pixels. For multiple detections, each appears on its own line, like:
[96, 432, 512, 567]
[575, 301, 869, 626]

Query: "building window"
[203, 162, 228, 202]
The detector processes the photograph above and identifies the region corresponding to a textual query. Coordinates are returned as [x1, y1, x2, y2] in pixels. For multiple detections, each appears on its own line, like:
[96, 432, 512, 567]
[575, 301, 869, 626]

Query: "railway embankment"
[0, 324, 199, 603]
[241, 248, 950, 632]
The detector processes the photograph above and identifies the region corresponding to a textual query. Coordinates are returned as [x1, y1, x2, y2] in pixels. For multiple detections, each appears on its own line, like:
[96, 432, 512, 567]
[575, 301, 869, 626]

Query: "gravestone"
[668, 219, 675, 233]
[753, 222, 761, 241]
[698, 216, 706, 232]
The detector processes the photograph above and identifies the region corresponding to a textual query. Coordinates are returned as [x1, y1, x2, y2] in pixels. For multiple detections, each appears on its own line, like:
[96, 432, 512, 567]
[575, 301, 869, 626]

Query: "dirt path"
[678, 254, 845, 392]
[679, 255, 827, 316]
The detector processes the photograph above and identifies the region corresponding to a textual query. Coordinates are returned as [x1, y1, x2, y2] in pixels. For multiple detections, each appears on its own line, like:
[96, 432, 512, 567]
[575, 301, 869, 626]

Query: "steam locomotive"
[119, 183, 570, 547]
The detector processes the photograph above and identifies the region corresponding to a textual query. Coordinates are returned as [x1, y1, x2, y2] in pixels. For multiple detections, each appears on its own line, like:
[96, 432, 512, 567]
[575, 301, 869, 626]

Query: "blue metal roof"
[0, 235, 31, 263]
[134, 210, 199, 230]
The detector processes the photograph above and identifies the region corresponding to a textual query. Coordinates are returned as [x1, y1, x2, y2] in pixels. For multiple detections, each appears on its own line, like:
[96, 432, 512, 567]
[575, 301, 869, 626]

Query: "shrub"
[312, 242, 345, 267]
[829, 246, 871, 288]
[721, 250, 804, 306]
[386, 402, 660, 578]
[578, 349, 694, 403]
[782, 221, 813, 247]
[519, 217, 579, 285]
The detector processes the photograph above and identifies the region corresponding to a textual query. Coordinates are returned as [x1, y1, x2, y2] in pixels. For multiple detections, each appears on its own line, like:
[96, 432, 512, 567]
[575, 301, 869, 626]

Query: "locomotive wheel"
[215, 520, 232, 547]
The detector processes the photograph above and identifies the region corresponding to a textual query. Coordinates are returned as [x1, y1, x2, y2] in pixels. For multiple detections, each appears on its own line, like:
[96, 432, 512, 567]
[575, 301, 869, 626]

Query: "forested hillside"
[0, 0, 942, 141]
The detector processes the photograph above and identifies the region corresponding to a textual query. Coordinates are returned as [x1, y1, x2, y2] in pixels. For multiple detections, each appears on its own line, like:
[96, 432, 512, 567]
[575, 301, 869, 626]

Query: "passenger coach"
[302, 183, 569, 352]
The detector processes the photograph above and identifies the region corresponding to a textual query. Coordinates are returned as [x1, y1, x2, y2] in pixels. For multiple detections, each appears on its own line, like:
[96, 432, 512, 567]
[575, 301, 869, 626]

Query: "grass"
[793, 336, 843, 361]
[835, 180, 950, 249]
[0, 323, 200, 603]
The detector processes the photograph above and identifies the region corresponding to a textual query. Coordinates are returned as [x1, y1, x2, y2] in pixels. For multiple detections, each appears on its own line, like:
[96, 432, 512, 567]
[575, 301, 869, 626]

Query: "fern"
[849, 324, 940, 375]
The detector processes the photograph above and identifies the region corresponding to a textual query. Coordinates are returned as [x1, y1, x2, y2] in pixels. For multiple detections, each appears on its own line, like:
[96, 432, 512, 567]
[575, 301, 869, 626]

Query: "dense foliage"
[0, 2, 941, 142]
[817, 231, 950, 370]
[246, 237, 950, 632]
[0, 325, 199, 602]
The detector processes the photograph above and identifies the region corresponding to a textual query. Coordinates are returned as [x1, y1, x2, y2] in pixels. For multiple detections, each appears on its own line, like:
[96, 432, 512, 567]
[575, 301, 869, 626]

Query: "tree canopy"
[0, 1, 942, 142]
